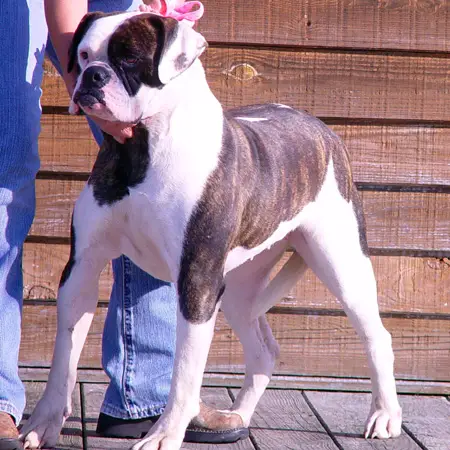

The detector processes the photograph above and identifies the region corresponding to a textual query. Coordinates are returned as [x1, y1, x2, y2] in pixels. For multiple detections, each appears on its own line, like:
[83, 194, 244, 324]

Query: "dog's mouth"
[73, 89, 106, 111]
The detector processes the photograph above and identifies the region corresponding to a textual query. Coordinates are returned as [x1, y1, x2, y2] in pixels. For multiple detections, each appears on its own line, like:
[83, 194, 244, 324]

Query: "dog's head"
[68, 11, 207, 122]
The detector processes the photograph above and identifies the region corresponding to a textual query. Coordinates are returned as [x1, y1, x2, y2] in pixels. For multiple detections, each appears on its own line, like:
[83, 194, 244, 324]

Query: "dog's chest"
[114, 138, 222, 281]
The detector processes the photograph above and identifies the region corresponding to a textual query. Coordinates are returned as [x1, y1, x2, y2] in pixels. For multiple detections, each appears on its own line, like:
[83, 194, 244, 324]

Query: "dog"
[21, 11, 402, 450]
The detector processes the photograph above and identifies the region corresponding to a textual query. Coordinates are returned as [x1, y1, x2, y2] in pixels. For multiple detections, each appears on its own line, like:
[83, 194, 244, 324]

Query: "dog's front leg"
[21, 252, 108, 449]
[21, 209, 111, 449]
[132, 261, 224, 450]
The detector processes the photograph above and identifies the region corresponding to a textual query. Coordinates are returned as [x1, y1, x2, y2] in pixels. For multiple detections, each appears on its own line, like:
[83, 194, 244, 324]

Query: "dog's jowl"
[21, 11, 402, 450]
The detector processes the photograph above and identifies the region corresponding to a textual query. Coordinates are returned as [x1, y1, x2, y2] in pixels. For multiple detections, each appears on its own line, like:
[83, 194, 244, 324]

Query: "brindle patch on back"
[227, 105, 334, 248]
[178, 105, 354, 323]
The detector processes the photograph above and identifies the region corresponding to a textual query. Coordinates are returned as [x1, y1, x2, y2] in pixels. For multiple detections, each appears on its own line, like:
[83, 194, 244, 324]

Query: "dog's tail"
[251, 252, 308, 320]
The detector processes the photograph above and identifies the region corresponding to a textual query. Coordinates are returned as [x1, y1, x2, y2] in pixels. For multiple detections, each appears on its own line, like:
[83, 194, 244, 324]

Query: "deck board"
[19, 379, 448, 449]
[304, 391, 421, 449]
[400, 396, 450, 450]
[232, 388, 338, 449]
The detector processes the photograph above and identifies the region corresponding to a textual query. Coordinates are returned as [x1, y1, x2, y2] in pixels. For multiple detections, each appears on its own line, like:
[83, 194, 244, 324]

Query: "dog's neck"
[140, 60, 221, 132]
[137, 59, 224, 163]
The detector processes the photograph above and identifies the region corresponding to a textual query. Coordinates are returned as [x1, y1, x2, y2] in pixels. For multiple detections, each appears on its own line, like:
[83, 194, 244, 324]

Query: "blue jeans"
[0, 0, 176, 424]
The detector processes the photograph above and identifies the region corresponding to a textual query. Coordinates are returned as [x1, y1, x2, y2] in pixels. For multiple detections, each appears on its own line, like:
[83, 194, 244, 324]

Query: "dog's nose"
[81, 65, 111, 89]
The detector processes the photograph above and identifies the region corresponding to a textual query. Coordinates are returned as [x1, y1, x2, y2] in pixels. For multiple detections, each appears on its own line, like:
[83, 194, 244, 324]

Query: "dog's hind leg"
[21, 189, 115, 449]
[225, 312, 279, 427]
[289, 175, 401, 439]
[219, 248, 288, 427]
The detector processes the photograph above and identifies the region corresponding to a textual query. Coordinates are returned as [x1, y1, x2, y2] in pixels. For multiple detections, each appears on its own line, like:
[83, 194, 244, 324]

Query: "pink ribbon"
[143, 0, 204, 26]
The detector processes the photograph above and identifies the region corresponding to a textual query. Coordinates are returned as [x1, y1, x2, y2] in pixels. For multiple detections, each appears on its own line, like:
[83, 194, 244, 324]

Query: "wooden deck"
[20, 373, 450, 450]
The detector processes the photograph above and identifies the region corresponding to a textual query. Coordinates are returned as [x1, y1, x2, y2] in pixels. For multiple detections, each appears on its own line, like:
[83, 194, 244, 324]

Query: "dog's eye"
[80, 51, 89, 61]
[123, 57, 138, 66]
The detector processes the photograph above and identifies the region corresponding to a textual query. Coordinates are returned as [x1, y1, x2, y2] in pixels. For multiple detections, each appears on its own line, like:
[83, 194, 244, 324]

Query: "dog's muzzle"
[74, 65, 111, 108]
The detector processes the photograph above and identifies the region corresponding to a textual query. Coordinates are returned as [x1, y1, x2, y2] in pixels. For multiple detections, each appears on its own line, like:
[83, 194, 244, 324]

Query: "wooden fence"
[21, 0, 450, 386]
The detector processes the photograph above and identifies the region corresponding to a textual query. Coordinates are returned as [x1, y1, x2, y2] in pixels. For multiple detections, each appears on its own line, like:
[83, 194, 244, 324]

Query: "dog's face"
[68, 12, 207, 122]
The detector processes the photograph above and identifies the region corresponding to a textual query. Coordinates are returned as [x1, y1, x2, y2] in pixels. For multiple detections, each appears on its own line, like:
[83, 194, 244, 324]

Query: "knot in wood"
[226, 63, 258, 81]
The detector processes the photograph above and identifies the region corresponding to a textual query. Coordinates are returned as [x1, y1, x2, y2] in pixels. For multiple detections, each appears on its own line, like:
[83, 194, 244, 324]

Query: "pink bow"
[141, 0, 204, 26]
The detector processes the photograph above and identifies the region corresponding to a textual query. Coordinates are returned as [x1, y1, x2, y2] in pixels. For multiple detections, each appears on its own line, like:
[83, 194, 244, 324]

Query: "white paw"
[20, 398, 69, 449]
[364, 406, 402, 439]
[131, 431, 183, 450]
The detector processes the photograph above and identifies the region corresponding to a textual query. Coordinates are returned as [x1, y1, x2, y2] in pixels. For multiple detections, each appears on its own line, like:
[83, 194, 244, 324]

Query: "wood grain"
[277, 252, 450, 315]
[400, 395, 450, 449]
[39, 114, 97, 174]
[23, 243, 450, 315]
[29, 179, 450, 252]
[198, 0, 450, 52]
[38, 116, 450, 188]
[18, 367, 450, 395]
[251, 429, 337, 450]
[232, 388, 322, 432]
[23, 242, 113, 302]
[304, 391, 420, 449]
[231, 388, 338, 449]
[19, 305, 450, 381]
[21, 382, 83, 450]
[41, 50, 450, 122]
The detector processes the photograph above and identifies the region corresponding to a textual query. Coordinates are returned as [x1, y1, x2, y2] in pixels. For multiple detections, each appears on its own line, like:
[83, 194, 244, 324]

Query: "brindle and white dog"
[21, 11, 402, 450]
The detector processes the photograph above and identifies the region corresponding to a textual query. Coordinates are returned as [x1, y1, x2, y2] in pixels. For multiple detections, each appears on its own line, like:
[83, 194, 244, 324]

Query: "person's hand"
[63, 69, 135, 143]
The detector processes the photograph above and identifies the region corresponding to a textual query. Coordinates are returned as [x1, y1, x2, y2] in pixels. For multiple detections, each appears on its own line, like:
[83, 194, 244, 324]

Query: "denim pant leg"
[0, 0, 47, 424]
[46, 0, 177, 419]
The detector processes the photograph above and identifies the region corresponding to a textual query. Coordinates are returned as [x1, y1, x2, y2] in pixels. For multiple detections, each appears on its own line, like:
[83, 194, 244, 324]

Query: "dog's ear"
[68, 12, 105, 74]
[156, 18, 207, 84]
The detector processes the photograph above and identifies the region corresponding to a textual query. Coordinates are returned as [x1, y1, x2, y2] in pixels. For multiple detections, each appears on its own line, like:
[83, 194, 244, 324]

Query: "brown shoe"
[0, 413, 22, 450]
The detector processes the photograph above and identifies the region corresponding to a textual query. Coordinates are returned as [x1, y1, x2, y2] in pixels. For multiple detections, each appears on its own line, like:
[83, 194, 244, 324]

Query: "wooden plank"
[304, 391, 420, 449]
[207, 373, 450, 397]
[38, 117, 450, 188]
[334, 125, 450, 187]
[230, 388, 321, 431]
[19, 368, 450, 396]
[32, 178, 82, 238]
[23, 242, 450, 315]
[400, 395, 450, 449]
[251, 429, 337, 450]
[82, 384, 255, 450]
[230, 388, 337, 448]
[208, 314, 450, 381]
[23, 242, 112, 301]
[198, 0, 450, 52]
[203, 48, 450, 121]
[42, 50, 450, 122]
[278, 252, 450, 315]
[19, 305, 450, 381]
[39, 114, 98, 174]
[21, 382, 83, 450]
[30, 179, 450, 252]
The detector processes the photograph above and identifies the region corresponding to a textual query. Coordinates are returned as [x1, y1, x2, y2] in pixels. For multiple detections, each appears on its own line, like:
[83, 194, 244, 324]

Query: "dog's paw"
[130, 428, 183, 450]
[20, 398, 70, 449]
[364, 406, 402, 439]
